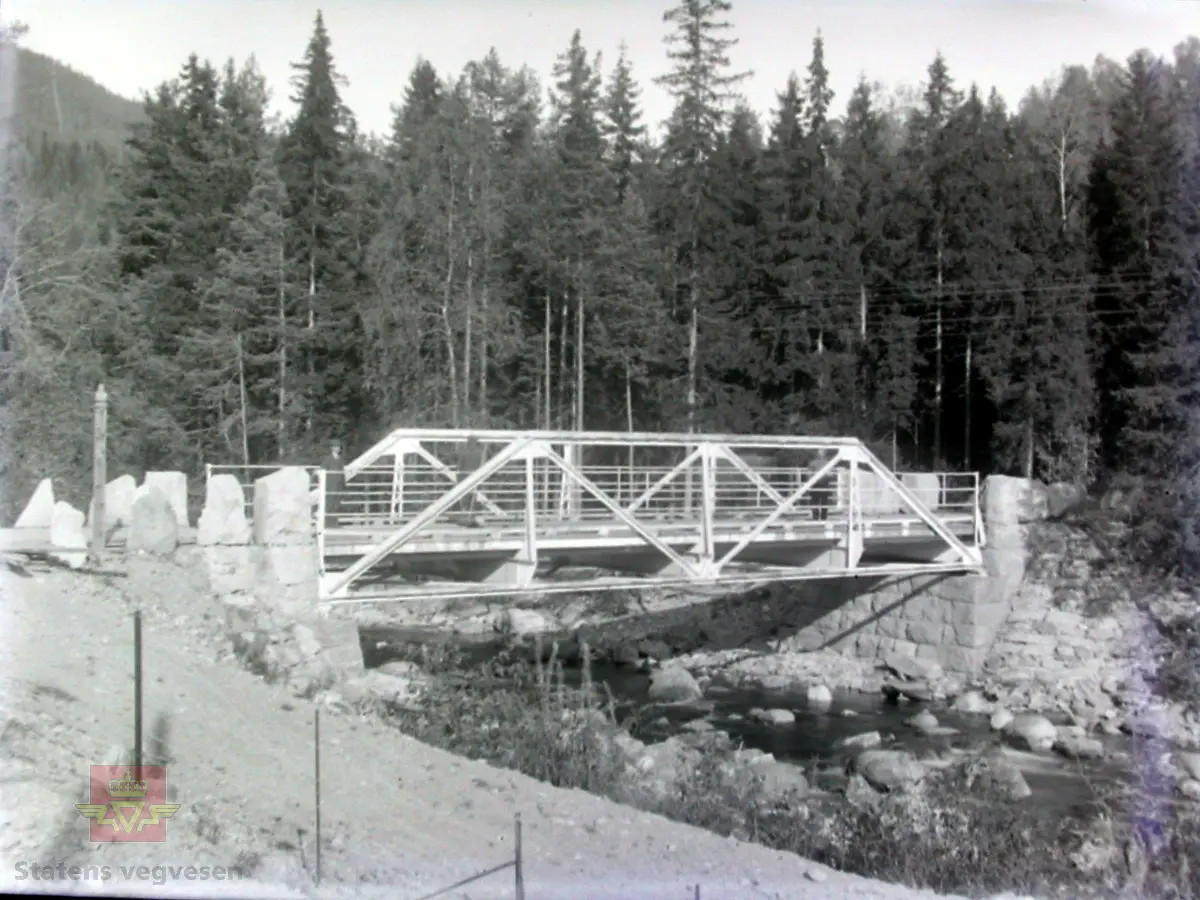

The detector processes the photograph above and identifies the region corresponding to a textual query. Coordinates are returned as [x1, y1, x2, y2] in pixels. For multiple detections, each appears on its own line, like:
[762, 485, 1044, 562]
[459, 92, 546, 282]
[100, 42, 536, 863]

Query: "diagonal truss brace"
[713, 450, 845, 572]
[711, 445, 789, 509]
[854, 444, 980, 566]
[543, 445, 701, 577]
[321, 437, 533, 599]
[624, 447, 703, 516]
[407, 441, 506, 518]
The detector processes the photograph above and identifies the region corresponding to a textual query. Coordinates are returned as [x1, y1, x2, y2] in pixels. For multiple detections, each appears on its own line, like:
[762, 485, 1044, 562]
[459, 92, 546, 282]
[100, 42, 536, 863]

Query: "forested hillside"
[14, 43, 144, 152]
[2, 6, 1198, 571]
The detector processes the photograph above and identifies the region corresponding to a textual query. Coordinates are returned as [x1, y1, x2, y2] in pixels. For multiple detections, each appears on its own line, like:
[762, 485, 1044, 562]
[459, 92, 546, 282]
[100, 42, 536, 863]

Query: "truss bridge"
[211, 430, 986, 605]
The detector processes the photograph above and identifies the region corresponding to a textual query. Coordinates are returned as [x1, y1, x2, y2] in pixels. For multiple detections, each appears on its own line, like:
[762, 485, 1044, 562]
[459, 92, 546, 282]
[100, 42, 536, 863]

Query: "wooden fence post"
[91, 384, 108, 560]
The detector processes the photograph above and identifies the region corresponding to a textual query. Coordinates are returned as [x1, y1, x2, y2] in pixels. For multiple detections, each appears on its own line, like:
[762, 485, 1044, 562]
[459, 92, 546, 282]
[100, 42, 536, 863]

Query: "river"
[365, 631, 1133, 814]
[576, 663, 1133, 814]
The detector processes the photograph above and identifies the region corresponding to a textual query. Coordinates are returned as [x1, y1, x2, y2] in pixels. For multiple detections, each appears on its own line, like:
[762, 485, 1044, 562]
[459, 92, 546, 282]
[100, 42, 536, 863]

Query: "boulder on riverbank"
[851, 749, 929, 792]
[964, 748, 1032, 800]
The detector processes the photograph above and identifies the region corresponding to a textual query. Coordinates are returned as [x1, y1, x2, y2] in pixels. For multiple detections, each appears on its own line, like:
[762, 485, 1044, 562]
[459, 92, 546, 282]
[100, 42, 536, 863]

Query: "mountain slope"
[14, 46, 143, 155]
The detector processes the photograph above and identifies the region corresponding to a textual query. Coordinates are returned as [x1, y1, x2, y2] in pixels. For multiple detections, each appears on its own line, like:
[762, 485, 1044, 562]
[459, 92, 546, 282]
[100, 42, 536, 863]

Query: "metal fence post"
[133, 609, 142, 769]
[314, 707, 322, 886]
[514, 813, 524, 900]
[315, 469, 327, 581]
[90, 384, 108, 560]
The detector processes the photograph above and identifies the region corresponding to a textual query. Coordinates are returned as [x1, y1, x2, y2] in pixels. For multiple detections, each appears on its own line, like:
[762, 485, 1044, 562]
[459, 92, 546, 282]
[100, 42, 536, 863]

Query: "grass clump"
[389, 636, 630, 793]
[383, 642, 1200, 899]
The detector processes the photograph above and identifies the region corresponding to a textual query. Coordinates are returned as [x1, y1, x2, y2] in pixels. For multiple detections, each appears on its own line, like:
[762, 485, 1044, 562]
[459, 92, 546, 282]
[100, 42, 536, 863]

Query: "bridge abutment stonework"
[766, 475, 1035, 674]
[200, 467, 362, 692]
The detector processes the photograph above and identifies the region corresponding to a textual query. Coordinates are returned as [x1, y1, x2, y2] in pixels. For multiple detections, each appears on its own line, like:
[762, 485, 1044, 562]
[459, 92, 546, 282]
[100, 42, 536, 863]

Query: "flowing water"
[365, 631, 1132, 814]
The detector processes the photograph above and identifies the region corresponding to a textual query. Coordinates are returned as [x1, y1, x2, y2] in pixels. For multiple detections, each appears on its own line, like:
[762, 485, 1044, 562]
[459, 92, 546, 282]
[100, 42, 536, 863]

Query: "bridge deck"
[322, 512, 977, 557]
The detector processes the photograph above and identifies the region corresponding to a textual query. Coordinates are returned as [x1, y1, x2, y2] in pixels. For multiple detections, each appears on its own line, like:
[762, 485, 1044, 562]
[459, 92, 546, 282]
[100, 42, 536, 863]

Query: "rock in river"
[749, 708, 795, 726]
[648, 667, 703, 704]
[807, 684, 833, 709]
[953, 690, 991, 714]
[837, 731, 882, 751]
[1005, 714, 1058, 752]
[1053, 729, 1105, 761]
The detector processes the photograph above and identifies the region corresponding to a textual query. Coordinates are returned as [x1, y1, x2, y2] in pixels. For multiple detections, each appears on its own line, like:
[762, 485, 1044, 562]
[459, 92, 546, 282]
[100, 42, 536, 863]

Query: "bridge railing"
[203, 459, 981, 541]
[322, 461, 979, 530]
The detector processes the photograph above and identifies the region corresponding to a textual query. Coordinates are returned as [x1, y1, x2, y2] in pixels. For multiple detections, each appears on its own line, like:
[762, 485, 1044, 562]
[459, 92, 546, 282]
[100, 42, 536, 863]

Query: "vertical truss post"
[569, 441, 583, 519]
[556, 442, 571, 519]
[846, 450, 863, 568]
[973, 472, 986, 548]
[389, 452, 406, 522]
[315, 468, 327, 580]
[698, 445, 716, 569]
[523, 452, 538, 572]
[684, 444, 696, 518]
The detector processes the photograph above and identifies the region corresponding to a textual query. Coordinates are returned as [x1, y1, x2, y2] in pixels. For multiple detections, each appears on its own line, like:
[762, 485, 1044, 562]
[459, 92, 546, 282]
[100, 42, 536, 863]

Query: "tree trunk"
[236, 331, 250, 468]
[1024, 415, 1035, 480]
[964, 333, 972, 469]
[575, 278, 584, 431]
[859, 285, 869, 425]
[686, 264, 699, 516]
[687, 280, 699, 433]
[478, 283, 488, 419]
[277, 237, 288, 461]
[306, 220, 316, 439]
[859, 284, 868, 341]
[463, 248, 473, 415]
[558, 288, 569, 428]
[543, 292, 552, 430]
[463, 160, 475, 417]
[934, 238, 944, 468]
[626, 360, 635, 502]
[479, 155, 491, 417]
[816, 327, 825, 394]
[1057, 131, 1068, 230]
[441, 170, 460, 427]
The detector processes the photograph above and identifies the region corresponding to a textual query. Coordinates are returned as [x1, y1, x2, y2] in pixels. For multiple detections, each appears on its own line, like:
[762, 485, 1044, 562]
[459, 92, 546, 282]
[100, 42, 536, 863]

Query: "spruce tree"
[1087, 50, 1180, 476]
[655, 0, 750, 432]
[602, 44, 647, 204]
[279, 11, 367, 448]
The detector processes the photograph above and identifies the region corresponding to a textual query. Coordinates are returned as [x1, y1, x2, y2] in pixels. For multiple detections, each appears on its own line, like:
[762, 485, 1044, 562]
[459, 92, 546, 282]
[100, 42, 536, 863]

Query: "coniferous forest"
[2, 6, 1199, 572]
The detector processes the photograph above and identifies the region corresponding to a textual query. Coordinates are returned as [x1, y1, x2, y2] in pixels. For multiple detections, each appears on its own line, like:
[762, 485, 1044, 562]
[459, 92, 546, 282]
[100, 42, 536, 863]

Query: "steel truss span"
[207, 429, 983, 606]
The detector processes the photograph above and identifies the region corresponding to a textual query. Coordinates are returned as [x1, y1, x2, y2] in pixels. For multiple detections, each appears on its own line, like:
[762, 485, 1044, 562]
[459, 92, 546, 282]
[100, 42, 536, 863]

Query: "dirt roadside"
[0, 553, 972, 900]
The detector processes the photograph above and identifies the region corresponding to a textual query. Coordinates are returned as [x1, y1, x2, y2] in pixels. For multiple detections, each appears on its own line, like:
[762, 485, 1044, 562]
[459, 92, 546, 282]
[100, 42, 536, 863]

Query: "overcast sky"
[5, 0, 1197, 138]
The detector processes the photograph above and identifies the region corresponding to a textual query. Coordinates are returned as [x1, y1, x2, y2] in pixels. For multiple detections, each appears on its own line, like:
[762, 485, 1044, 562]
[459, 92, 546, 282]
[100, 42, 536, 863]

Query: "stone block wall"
[198, 466, 362, 696]
[773, 474, 1044, 676]
[984, 519, 1133, 698]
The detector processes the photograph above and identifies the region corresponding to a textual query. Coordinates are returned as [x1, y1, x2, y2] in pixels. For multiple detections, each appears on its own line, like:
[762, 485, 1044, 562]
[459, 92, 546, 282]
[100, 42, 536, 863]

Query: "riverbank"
[7, 561, 1006, 900]
[352, 638, 1200, 899]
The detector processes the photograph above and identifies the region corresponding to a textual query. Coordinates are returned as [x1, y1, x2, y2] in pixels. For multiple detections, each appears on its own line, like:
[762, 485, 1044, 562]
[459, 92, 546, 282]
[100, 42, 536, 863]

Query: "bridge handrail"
[203, 458, 984, 553]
